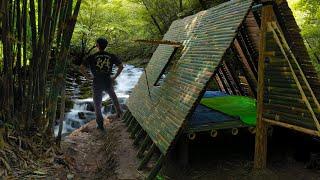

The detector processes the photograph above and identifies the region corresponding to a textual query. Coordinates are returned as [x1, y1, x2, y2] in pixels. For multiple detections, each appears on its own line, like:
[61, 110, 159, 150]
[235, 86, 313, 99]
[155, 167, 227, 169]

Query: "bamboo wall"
[262, 1, 320, 131]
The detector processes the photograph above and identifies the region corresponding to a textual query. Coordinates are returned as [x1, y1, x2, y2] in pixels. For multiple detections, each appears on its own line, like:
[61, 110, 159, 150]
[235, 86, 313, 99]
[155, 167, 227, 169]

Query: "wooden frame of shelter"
[121, 0, 320, 179]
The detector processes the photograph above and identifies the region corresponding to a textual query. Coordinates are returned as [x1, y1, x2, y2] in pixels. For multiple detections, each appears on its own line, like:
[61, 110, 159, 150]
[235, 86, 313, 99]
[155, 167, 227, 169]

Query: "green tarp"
[200, 96, 257, 126]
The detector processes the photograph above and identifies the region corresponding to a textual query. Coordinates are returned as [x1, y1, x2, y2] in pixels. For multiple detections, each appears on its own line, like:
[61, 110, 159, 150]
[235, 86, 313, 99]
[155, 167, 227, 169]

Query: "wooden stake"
[137, 136, 152, 159]
[134, 129, 146, 146]
[128, 119, 137, 132]
[125, 116, 133, 127]
[130, 123, 141, 138]
[254, 3, 273, 170]
[138, 143, 156, 170]
[122, 111, 130, 122]
[147, 154, 165, 180]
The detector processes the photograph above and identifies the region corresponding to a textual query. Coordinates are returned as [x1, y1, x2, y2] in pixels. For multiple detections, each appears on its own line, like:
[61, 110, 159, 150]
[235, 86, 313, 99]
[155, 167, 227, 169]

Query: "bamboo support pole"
[135, 39, 182, 47]
[234, 39, 257, 86]
[214, 75, 226, 93]
[147, 155, 165, 180]
[254, 3, 273, 170]
[128, 119, 137, 132]
[122, 111, 130, 122]
[130, 124, 141, 138]
[138, 143, 157, 170]
[137, 136, 152, 159]
[268, 22, 320, 132]
[263, 118, 320, 137]
[134, 129, 146, 146]
[125, 116, 133, 127]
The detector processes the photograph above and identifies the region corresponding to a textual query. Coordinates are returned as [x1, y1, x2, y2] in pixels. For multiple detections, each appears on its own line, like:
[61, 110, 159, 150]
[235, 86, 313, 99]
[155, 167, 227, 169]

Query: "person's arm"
[80, 64, 93, 80]
[111, 63, 124, 82]
[80, 54, 93, 80]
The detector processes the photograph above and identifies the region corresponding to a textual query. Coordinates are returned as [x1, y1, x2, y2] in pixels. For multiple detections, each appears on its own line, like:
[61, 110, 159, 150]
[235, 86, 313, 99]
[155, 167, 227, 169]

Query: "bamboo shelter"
[121, 0, 320, 178]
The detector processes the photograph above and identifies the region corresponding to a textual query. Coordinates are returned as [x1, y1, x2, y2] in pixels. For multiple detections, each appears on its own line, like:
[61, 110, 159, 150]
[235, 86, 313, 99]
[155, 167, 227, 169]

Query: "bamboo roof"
[126, 0, 320, 156]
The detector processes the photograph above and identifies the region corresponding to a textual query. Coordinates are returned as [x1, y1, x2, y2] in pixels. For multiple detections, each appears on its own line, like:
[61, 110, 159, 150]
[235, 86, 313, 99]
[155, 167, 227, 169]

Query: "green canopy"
[200, 96, 257, 126]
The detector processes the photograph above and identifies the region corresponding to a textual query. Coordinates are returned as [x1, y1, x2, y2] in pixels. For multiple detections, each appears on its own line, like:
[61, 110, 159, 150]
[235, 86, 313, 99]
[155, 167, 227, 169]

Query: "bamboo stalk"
[122, 111, 130, 122]
[137, 136, 152, 159]
[147, 155, 165, 180]
[263, 118, 320, 137]
[130, 124, 141, 138]
[134, 129, 146, 146]
[254, 3, 273, 170]
[56, 82, 66, 144]
[138, 143, 156, 170]
[127, 119, 137, 132]
[125, 116, 133, 127]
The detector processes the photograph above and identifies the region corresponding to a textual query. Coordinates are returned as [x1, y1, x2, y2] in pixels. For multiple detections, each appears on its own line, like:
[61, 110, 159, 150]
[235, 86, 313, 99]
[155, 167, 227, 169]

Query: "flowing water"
[54, 64, 143, 136]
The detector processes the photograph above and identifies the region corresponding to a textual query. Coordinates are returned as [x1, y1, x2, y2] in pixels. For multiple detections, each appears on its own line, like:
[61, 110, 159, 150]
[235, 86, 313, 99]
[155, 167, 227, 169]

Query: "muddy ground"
[52, 119, 320, 180]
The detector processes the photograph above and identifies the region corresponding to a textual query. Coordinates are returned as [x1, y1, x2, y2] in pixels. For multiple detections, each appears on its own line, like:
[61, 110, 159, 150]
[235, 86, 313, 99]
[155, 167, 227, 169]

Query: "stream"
[54, 64, 143, 136]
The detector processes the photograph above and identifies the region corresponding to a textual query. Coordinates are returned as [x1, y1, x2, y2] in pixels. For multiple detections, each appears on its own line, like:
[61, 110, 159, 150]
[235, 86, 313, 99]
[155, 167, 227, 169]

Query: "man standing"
[80, 37, 123, 131]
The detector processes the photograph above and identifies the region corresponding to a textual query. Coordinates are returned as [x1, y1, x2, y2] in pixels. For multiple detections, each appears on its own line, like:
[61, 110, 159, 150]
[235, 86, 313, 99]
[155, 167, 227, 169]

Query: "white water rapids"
[54, 64, 143, 136]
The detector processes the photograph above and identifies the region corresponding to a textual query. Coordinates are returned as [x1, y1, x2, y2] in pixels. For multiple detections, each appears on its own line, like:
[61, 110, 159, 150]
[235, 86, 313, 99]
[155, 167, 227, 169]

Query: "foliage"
[289, 0, 320, 73]
[72, 0, 159, 63]
[71, 0, 230, 65]
[0, 0, 82, 146]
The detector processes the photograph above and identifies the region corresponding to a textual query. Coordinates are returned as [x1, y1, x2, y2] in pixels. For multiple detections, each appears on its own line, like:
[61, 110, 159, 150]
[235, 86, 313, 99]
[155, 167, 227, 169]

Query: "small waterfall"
[54, 64, 143, 136]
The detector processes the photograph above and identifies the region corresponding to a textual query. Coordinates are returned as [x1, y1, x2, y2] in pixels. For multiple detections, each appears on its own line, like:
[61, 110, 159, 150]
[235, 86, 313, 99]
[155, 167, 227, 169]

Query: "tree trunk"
[142, 0, 164, 35]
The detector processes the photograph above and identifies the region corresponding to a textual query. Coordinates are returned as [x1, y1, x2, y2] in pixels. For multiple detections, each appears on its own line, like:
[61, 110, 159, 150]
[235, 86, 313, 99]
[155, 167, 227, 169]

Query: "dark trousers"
[93, 79, 121, 127]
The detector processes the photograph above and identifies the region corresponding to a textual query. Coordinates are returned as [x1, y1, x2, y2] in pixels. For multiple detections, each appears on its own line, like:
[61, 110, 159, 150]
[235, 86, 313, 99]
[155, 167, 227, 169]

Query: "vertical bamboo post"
[254, 2, 273, 170]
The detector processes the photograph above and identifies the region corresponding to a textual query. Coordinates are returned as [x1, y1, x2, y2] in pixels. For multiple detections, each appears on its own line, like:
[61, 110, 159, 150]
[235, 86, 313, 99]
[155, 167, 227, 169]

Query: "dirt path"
[57, 118, 143, 179]
[51, 119, 320, 180]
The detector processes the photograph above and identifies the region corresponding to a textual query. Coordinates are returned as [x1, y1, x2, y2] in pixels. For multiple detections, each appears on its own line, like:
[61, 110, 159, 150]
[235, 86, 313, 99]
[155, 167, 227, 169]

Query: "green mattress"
[200, 96, 257, 126]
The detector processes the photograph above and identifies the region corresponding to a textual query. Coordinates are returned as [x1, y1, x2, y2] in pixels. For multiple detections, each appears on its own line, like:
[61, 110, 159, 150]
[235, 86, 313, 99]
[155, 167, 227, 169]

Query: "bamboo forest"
[0, 0, 319, 179]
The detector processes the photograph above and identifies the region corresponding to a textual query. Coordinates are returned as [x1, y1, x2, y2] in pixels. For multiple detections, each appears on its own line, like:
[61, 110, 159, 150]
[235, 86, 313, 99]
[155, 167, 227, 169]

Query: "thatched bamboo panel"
[127, 0, 253, 154]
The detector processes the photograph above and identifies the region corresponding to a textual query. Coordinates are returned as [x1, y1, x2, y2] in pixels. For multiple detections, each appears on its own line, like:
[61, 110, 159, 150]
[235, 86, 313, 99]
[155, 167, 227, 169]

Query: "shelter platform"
[186, 91, 256, 134]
